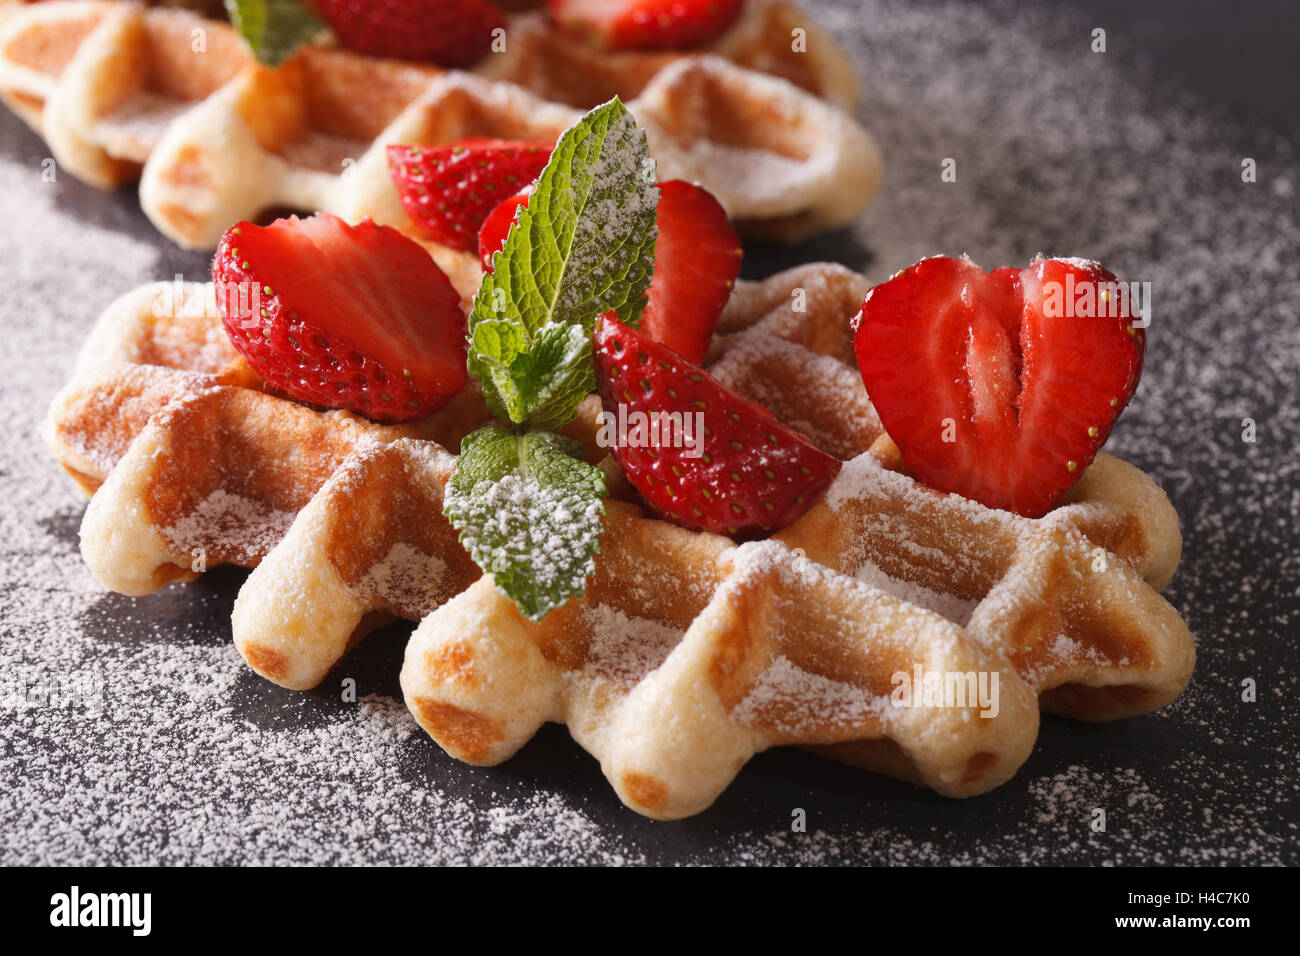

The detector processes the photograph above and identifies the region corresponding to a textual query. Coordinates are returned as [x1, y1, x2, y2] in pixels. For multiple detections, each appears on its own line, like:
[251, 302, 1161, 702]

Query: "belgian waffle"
[43, 263, 1194, 818]
[0, 0, 880, 264]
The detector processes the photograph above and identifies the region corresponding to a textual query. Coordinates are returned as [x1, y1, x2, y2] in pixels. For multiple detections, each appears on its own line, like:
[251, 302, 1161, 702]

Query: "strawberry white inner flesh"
[854, 255, 1145, 517]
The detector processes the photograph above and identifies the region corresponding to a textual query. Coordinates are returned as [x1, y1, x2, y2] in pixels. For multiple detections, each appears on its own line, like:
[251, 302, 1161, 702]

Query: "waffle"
[401, 267, 1194, 818]
[43, 262, 1194, 818]
[43, 281, 499, 687]
[0, 0, 880, 267]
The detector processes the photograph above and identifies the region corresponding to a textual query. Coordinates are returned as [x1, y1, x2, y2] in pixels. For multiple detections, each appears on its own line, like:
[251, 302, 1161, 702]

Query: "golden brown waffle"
[0, 0, 879, 261]
[43, 281, 499, 687]
[43, 264, 1193, 818]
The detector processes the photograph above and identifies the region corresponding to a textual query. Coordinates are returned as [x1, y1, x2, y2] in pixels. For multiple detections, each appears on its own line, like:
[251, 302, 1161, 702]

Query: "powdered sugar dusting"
[449, 469, 604, 602]
[160, 489, 295, 565]
[827, 452, 1018, 531]
[709, 333, 873, 457]
[852, 556, 978, 626]
[732, 655, 885, 733]
[1, 0, 1295, 864]
[1024, 633, 1129, 686]
[352, 543, 450, 619]
[580, 604, 683, 685]
[678, 141, 821, 204]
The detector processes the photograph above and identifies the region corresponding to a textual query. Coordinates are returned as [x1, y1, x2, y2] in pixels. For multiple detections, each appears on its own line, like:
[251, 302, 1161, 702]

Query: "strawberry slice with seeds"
[638, 179, 742, 364]
[548, 0, 745, 50]
[213, 213, 467, 423]
[316, 0, 505, 67]
[594, 313, 841, 534]
[388, 139, 553, 252]
[853, 256, 1145, 518]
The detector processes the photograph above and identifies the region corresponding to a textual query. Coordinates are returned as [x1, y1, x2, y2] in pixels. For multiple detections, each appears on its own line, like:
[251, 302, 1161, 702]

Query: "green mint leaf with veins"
[445, 426, 607, 621]
[468, 320, 593, 431]
[505, 322, 595, 432]
[223, 0, 324, 66]
[468, 97, 658, 429]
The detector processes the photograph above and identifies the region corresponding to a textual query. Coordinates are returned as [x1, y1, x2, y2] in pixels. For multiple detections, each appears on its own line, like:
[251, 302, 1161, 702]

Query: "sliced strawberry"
[548, 0, 745, 50]
[388, 139, 553, 252]
[594, 314, 840, 534]
[478, 187, 532, 273]
[213, 213, 467, 423]
[638, 179, 742, 364]
[316, 0, 505, 67]
[853, 256, 1145, 518]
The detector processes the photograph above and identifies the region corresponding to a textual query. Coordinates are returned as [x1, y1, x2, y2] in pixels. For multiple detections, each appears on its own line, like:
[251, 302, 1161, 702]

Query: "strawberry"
[548, 0, 745, 50]
[213, 213, 468, 423]
[638, 179, 742, 364]
[853, 256, 1145, 518]
[315, 0, 505, 67]
[388, 139, 553, 252]
[594, 313, 840, 534]
[478, 186, 532, 272]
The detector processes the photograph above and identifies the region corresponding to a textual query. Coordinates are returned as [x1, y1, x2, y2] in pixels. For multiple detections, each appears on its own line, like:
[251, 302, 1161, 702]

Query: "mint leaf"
[507, 322, 595, 432]
[467, 318, 529, 423]
[449, 99, 661, 622]
[224, 0, 324, 66]
[468, 320, 593, 430]
[444, 426, 607, 621]
[468, 98, 658, 428]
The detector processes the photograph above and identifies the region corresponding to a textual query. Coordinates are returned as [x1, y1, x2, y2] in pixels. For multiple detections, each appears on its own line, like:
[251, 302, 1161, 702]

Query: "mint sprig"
[446, 98, 660, 621]
[223, 0, 325, 66]
[445, 428, 607, 622]
[467, 319, 594, 432]
[468, 98, 658, 428]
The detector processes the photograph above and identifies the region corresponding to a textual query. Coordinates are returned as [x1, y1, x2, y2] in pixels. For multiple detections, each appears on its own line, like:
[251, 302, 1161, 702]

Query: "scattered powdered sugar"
[560, 110, 658, 304]
[852, 556, 978, 626]
[710, 333, 872, 457]
[0, 0, 1295, 863]
[727, 537, 815, 587]
[49, 367, 214, 475]
[579, 604, 684, 686]
[160, 489, 296, 566]
[352, 542, 450, 619]
[827, 452, 1019, 532]
[732, 655, 885, 734]
[1020, 633, 1127, 687]
[824, 453, 886, 508]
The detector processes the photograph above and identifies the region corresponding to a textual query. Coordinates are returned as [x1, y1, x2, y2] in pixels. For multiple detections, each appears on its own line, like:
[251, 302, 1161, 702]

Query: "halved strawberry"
[853, 256, 1145, 518]
[478, 186, 532, 272]
[316, 0, 505, 67]
[548, 0, 745, 50]
[638, 179, 742, 364]
[388, 139, 553, 252]
[213, 213, 467, 423]
[594, 313, 840, 534]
